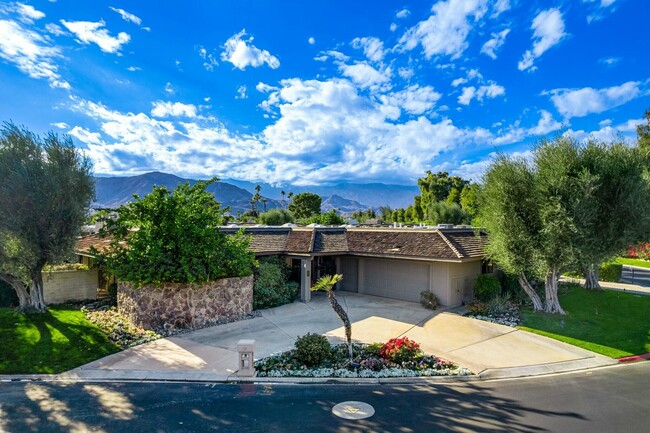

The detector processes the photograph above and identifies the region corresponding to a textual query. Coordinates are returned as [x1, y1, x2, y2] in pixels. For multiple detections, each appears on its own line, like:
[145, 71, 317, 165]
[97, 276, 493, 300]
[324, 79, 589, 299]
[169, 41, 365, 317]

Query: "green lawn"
[0, 305, 120, 374]
[519, 284, 650, 359]
[614, 257, 650, 269]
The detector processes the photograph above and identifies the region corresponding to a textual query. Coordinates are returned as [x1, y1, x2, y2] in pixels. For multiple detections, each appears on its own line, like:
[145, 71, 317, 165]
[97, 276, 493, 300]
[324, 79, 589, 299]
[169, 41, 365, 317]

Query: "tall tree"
[417, 171, 469, 218]
[575, 140, 650, 289]
[288, 192, 321, 219]
[0, 123, 94, 312]
[479, 155, 545, 311]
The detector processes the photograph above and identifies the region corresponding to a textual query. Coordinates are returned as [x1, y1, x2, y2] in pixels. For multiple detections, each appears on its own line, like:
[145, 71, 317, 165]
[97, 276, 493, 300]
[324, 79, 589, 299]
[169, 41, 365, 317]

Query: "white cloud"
[492, 110, 563, 145]
[527, 110, 563, 135]
[236, 85, 248, 99]
[51, 122, 68, 129]
[308, 37, 315, 45]
[492, 0, 511, 17]
[480, 28, 510, 59]
[399, 0, 488, 60]
[398, 67, 414, 80]
[198, 45, 218, 71]
[351, 37, 385, 62]
[380, 84, 442, 117]
[60, 20, 130, 54]
[0, 19, 69, 89]
[339, 62, 391, 89]
[221, 29, 280, 70]
[451, 77, 467, 87]
[45, 23, 65, 36]
[109, 7, 142, 25]
[564, 117, 641, 143]
[547, 81, 643, 118]
[390, 23, 398, 32]
[518, 8, 567, 71]
[164, 82, 174, 94]
[256, 82, 279, 93]
[396, 9, 411, 19]
[13, 3, 45, 23]
[151, 101, 197, 118]
[314, 50, 350, 63]
[69, 78, 490, 184]
[126, 66, 141, 72]
[599, 56, 620, 66]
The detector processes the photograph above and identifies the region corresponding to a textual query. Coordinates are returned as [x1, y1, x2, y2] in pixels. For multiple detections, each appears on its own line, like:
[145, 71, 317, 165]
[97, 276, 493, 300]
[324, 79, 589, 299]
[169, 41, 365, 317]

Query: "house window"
[481, 259, 494, 274]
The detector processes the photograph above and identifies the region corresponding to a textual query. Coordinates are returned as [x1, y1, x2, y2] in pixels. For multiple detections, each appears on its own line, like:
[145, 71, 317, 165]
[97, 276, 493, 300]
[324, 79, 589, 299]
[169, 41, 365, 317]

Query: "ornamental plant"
[380, 337, 421, 364]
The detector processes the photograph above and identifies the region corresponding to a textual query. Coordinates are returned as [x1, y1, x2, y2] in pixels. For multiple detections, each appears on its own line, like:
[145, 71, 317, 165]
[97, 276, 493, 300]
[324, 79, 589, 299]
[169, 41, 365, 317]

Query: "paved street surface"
[1, 362, 648, 432]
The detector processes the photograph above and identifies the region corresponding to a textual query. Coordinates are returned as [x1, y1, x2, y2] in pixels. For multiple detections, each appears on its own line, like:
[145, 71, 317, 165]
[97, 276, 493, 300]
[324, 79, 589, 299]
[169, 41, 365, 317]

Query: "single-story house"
[221, 225, 488, 307]
[75, 225, 488, 308]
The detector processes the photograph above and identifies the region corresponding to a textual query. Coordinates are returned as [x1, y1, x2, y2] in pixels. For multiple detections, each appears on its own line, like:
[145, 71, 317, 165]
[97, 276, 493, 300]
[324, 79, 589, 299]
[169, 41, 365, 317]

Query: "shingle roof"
[76, 227, 486, 261]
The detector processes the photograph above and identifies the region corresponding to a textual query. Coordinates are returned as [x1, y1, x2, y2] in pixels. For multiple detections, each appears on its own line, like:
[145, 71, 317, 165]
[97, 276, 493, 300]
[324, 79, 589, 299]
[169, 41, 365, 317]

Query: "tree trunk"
[327, 290, 353, 360]
[518, 273, 544, 311]
[583, 263, 602, 290]
[0, 274, 31, 310]
[29, 270, 47, 312]
[544, 269, 566, 315]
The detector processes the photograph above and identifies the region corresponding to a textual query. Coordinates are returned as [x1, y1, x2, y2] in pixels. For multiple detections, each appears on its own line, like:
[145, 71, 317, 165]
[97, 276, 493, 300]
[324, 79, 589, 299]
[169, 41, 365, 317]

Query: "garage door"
[362, 258, 430, 302]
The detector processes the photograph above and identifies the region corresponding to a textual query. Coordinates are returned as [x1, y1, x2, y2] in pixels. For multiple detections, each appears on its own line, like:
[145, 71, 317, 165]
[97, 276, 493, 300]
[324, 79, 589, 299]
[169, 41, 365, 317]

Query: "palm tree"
[262, 197, 268, 212]
[311, 274, 353, 361]
[280, 190, 286, 208]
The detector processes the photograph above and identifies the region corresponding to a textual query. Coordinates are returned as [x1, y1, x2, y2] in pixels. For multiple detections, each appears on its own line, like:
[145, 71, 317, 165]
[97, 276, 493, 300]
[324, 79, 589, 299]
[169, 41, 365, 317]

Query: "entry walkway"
[65, 292, 616, 382]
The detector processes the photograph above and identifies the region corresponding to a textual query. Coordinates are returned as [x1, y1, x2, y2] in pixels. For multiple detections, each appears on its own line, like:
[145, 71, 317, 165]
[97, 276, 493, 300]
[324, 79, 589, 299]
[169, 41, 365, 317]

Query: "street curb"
[618, 353, 650, 363]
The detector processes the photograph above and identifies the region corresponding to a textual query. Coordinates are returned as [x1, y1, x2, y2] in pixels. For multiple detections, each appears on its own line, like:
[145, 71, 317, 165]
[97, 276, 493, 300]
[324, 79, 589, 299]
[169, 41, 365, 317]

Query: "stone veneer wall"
[117, 276, 253, 331]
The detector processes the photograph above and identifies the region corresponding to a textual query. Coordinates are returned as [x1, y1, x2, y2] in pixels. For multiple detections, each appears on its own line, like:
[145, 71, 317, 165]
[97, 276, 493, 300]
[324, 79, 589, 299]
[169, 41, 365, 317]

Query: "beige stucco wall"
[43, 269, 99, 304]
[338, 256, 482, 307]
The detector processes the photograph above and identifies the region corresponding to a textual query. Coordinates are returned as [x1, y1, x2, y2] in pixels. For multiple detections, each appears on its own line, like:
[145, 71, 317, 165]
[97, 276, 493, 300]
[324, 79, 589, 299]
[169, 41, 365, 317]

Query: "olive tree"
[0, 123, 94, 312]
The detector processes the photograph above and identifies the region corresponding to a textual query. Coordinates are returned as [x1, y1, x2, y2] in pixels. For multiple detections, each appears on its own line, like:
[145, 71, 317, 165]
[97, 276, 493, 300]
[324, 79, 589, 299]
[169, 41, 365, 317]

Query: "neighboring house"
[75, 225, 488, 308]
[221, 225, 488, 307]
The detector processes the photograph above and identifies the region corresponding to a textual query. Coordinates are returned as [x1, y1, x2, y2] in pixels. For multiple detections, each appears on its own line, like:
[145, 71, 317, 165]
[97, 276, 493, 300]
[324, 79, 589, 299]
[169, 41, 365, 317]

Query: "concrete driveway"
[70, 292, 615, 381]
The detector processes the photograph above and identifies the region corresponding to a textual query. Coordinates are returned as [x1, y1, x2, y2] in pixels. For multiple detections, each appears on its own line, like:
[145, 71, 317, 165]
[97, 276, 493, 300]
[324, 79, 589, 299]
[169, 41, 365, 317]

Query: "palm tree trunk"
[327, 291, 353, 360]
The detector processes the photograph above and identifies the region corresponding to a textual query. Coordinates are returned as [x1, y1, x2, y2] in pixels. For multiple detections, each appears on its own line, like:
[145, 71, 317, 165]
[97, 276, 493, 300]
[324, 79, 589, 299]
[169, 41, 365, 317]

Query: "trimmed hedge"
[253, 256, 299, 310]
[473, 274, 501, 302]
[599, 263, 622, 282]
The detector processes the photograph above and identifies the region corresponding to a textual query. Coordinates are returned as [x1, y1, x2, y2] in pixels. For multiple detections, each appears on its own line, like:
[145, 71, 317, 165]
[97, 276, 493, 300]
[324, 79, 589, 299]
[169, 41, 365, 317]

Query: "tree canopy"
[94, 178, 255, 286]
[288, 192, 321, 219]
[0, 123, 94, 312]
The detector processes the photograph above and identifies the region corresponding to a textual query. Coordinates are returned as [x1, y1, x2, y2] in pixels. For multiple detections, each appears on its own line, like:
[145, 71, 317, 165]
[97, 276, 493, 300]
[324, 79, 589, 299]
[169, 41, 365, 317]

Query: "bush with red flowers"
[380, 337, 421, 363]
[626, 243, 650, 260]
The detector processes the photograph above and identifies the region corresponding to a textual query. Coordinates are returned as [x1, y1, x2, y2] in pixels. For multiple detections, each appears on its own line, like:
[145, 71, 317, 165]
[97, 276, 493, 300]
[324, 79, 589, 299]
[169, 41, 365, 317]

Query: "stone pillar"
[301, 258, 312, 302]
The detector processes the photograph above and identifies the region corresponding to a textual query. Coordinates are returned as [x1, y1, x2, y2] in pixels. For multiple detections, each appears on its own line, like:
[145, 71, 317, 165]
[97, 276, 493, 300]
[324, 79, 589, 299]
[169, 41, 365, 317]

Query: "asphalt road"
[1, 362, 648, 433]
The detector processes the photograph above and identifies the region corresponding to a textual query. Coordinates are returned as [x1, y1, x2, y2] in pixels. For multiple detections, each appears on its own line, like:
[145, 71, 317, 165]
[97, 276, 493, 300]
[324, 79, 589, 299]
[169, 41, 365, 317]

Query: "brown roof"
[76, 233, 114, 255]
[285, 230, 313, 254]
[313, 230, 348, 253]
[76, 226, 486, 261]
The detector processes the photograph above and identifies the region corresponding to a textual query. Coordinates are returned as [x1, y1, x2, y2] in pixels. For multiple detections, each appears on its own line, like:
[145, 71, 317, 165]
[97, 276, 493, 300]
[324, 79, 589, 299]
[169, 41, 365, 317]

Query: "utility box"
[237, 339, 255, 377]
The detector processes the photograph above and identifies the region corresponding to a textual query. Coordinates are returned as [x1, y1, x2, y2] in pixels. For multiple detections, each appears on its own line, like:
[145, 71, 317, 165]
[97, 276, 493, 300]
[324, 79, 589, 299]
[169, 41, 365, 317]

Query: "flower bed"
[81, 306, 161, 348]
[255, 340, 471, 378]
[465, 301, 521, 327]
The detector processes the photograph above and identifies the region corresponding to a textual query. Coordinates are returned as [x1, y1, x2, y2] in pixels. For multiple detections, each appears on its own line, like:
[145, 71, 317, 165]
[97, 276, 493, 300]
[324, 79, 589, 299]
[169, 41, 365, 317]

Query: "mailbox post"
[237, 339, 255, 376]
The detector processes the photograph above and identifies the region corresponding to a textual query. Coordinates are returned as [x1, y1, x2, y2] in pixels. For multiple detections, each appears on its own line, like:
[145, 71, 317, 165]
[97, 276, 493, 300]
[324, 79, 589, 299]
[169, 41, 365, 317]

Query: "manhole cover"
[332, 401, 375, 420]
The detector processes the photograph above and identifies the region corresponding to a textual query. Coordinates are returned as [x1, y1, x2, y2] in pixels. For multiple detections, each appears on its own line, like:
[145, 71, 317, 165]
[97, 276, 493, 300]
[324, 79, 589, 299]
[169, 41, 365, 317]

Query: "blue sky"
[0, 0, 648, 186]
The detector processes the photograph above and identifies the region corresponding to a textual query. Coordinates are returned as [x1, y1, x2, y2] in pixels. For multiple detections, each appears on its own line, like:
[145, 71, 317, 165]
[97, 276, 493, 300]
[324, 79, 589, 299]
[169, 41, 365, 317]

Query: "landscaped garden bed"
[255, 335, 471, 378]
[81, 304, 161, 348]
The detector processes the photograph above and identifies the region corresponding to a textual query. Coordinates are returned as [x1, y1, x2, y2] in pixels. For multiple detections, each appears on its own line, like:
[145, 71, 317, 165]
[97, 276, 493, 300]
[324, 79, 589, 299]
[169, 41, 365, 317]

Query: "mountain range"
[93, 172, 420, 214]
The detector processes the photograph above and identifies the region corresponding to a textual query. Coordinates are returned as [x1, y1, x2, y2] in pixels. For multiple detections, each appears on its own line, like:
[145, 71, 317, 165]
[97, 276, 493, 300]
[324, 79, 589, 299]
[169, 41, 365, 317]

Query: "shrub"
[420, 290, 438, 310]
[626, 243, 650, 260]
[485, 294, 513, 316]
[93, 179, 256, 286]
[473, 274, 501, 301]
[259, 209, 294, 226]
[107, 282, 118, 306]
[364, 342, 383, 357]
[599, 262, 622, 282]
[467, 301, 486, 316]
[500, 274, 534, 306]
[253, 257, 298, 310]
[294, 333, 331, 366]
[380, 337, 421, 364]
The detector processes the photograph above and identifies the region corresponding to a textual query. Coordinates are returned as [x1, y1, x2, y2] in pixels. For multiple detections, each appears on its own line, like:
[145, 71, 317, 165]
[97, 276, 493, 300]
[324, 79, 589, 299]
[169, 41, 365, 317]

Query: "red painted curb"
[618, 353, 650, 363]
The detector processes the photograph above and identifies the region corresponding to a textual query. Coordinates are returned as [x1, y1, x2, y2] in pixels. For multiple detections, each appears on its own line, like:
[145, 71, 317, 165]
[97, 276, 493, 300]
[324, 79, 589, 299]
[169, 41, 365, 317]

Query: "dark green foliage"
[473, 274, 501, 302]
[107, 282, 118, 306]
[0, 279, 18, 307]
[288, 192, 321, 219]
[597, 263, 622, 282]
[95, 179, 255, 286]
[427, 201, 471, 225]
[637, 108, 650, 154]
[299, 209, 345, 225]
[259, 208, 294, 225]
[253, 256, 298, 309]
[294, 333, 331, 366]
[420, 290, 438, 310]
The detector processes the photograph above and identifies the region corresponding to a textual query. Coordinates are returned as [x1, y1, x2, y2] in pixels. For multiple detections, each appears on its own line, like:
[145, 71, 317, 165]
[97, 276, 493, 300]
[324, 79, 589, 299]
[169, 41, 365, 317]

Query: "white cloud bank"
[481, 28, 509, 59]
[221, 29, 280, 70]
[109, 7, 142, 26]
[150, 101, 198, 118]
